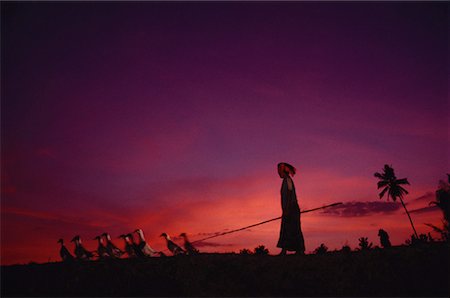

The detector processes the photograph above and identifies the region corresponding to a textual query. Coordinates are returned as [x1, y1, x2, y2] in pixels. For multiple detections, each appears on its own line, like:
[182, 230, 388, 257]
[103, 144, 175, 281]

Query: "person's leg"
[278, 249, 287, 255]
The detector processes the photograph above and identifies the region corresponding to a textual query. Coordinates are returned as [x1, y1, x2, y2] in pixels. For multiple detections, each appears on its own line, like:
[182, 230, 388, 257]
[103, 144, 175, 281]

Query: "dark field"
[2, 243, 449, 297]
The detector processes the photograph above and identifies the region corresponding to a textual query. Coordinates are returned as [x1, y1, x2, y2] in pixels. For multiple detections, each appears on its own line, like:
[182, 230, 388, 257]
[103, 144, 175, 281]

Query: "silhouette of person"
[378, 229, 392, 248]
[276, 162, 305, 255]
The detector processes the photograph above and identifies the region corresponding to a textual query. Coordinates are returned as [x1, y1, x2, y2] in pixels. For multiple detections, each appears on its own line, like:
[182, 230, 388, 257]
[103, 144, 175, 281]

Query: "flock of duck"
[57, 229, 199, 262]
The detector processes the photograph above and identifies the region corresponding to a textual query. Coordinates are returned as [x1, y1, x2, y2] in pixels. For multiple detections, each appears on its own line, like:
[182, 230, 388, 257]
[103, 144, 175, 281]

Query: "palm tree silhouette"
[374, 164, 418, 238]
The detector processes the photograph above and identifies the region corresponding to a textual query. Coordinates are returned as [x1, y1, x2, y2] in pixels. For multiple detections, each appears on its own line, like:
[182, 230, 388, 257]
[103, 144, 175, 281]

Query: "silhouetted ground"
[1, 242, 448, 297]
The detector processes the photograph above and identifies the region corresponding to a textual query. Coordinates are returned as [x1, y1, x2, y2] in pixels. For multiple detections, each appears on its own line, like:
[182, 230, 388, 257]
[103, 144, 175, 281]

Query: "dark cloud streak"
[412, 192, 435, 203]
[321, 201, 401, 217]
[193, 241, 233, 248]
[409, 205, 439, 214]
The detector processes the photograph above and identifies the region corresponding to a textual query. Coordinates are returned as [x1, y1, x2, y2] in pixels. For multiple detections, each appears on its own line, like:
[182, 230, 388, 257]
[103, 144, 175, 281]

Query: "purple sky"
[1, 2, 448, 264]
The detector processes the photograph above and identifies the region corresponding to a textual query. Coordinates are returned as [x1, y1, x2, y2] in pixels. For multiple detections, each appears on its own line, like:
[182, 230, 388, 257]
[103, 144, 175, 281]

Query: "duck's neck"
[137, 231, 145, 241]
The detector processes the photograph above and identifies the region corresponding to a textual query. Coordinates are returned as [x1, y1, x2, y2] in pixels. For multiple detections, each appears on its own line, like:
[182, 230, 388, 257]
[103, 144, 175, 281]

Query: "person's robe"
[276, 176, 305, 252]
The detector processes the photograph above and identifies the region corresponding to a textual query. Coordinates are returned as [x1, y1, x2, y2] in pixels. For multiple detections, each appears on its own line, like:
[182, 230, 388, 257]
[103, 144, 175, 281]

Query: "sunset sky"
[1, 2, 448, 265]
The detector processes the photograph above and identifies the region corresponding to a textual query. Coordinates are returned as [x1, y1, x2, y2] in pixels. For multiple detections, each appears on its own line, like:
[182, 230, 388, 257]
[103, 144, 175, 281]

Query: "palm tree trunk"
[399, 197, 419, 239]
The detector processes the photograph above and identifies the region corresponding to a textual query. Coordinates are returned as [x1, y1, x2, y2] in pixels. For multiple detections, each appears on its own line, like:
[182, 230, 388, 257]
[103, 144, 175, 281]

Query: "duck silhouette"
[70, 235, 94, 260]
[134, 229, 158, 257]
[160, 232, 185, 256]
[179, 233, 199, 255]
[93, 235, 111, 259]
[102, 232, 124, 258]
[57, 239, 74, 262]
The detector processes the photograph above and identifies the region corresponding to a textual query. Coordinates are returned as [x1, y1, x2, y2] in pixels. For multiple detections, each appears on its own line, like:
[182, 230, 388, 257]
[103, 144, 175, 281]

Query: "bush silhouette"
[239, 248, 252, 255]
[313, 243, 328, 254]
[253, 245, 269, 255]
[405, 233, 434, 246]
[340, 244, 351, 253]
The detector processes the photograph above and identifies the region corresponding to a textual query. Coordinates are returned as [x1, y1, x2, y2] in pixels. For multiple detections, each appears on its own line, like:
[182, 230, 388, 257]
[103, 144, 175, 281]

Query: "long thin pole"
[399, 197, 419, 239]
[191, 202, 342, 244]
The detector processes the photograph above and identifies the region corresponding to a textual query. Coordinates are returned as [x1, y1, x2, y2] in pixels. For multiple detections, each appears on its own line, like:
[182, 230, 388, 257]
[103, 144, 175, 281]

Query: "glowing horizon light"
[1, 1, 447, 265]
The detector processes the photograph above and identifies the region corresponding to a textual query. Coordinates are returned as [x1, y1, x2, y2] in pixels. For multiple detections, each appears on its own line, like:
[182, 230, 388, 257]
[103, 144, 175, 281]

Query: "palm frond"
[374, 172, 384, 179]
[383, 164, 396, 179]
[379, 186, 389, 199]
[424, 223, 443, 234]
[396, 178, 410, 185]
[377, 180, 389, 189]
[388, 188, 397, 202]
[398, 186, 409, 195]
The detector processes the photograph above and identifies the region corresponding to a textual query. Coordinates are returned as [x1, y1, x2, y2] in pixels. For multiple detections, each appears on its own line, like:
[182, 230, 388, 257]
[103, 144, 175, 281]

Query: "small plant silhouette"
[253, 245, 269, 255]
[239, 248, 252, 255]
[340, 244, 351, 253]
[405, 233, 434, 246]
[313, 243, 328, 254]
[357, 237, 373, 251]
